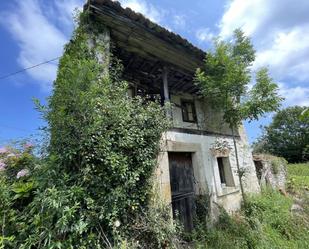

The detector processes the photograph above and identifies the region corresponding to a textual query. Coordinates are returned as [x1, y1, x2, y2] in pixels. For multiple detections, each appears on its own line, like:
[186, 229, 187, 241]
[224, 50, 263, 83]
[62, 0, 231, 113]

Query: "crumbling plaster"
[156, 94, 260, 213]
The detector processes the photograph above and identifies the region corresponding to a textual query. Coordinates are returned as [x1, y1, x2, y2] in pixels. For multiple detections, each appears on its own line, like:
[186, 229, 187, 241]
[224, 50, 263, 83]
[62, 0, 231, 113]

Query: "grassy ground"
[287, 163, 309, 191]
[194, 162, 309, 249]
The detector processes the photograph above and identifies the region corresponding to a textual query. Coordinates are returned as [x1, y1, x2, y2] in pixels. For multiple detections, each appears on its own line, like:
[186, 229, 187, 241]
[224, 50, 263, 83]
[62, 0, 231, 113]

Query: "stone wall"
[170, 94, 234, 136]
[156, 130, 260, 214]
[154, 93, 261, 216]
[253, 154, 287, 191]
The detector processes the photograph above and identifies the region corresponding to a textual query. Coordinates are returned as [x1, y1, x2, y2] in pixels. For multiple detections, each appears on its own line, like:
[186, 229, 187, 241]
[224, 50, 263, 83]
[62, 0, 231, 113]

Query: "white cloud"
[278, 83, 309, 107]
[196, 28, 215, 43]
[0, 0, 82, 91]
[117, 0, 164, 23]
[1, 0, 164, 91]
[172, 15, 186, 30]
[219, 0, 264, 39]
[54, 0, 84, 31]
[253, 26, 309, 82]
[218, 0, 309, 106]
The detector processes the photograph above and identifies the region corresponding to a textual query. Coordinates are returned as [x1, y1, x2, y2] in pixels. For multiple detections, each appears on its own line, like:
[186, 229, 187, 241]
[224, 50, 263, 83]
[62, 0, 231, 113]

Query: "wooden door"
[168, 152, 195, 232]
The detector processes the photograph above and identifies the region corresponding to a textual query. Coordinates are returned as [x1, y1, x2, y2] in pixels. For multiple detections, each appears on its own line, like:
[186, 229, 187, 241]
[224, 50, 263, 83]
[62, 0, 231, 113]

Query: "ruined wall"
[253, 154, 287, 191]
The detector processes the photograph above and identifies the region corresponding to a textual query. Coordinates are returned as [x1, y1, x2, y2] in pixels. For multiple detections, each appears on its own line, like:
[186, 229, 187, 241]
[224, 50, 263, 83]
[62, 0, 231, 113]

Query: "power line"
[0, 57, 60, 80]
[0, 124, 33, 133]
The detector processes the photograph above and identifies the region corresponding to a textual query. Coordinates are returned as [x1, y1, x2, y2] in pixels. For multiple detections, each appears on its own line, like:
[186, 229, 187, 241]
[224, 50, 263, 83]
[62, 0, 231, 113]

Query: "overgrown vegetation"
[194, 187, 309, 249]
[253, 106, 309, 163]
[0, 14, 177, 248]
[0, 143, 38, 248]
[0, 11, 307, 249]
[287, 162, 309, 192]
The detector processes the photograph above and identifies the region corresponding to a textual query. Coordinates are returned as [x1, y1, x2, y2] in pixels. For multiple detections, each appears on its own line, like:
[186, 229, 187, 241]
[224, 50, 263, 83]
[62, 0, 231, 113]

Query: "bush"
[0, 14, 170, 248]
[124, 203, 183, 248]
[0, 142, 38, 248]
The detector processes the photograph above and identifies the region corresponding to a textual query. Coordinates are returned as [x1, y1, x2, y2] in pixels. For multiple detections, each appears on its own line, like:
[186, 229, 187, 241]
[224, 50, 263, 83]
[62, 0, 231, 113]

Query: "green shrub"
[270, 157, 287, 174]
[0, 14, 170, 248]
[123, 202, 183, 248]
[0, 142, 37, 248]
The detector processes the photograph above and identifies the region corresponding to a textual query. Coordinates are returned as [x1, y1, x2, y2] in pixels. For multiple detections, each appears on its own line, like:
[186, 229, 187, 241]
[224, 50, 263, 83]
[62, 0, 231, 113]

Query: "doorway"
[168, 152, 195, 232]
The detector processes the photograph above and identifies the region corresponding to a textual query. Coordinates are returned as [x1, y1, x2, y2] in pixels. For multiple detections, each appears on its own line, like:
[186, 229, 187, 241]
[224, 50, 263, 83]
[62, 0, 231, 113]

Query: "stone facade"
[156, 93, 260, 216]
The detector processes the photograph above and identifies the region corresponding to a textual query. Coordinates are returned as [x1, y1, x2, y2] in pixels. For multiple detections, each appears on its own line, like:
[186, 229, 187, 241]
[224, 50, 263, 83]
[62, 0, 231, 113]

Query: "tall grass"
[194, 188, 309, 249]
[287, 162, 309, 191]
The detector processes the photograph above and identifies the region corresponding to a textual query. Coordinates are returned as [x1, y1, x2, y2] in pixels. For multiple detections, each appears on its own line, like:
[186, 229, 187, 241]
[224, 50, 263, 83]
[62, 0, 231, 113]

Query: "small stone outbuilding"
[253, 154, 287, 191]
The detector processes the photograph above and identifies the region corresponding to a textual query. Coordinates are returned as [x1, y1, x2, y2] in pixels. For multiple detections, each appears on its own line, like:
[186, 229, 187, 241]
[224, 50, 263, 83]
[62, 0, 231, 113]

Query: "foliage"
[123, 202, 183, 249]
[194, 188, 309, 249]
[300, 107, 309, 121]
[0, 14, 170, 248]
[195, 29, 282, 128]
[253, 106, 309, 163]
[0, 143, 37, 248]
[195, 29, 283, 203]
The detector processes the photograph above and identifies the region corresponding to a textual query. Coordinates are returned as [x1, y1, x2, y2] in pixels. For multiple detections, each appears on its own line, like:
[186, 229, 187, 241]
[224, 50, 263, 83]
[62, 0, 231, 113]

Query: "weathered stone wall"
[154, 93, 261, 215]
[156, 126, 260, 215]
[253, 154, 287, 191]
[170, 94, 234, 135]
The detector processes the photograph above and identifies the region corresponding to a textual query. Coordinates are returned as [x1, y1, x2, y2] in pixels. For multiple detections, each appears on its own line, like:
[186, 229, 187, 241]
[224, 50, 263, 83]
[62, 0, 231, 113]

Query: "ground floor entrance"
[168, 152, 195, 231]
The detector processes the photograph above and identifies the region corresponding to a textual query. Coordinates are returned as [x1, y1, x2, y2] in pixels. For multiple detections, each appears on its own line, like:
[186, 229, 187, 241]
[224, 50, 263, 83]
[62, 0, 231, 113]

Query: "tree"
[195, 29, 283, 203]
[254, 106, 309, 163]
[300, 107, 309, 121]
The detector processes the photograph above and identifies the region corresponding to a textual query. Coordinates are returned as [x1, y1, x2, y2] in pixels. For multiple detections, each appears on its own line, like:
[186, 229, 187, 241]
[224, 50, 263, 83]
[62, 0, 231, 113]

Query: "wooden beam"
[125, 55, 136, 69]
[149, 61, 162, 75]
[163, 67, 170, 102]
[89, 4, 204, 73]
[171, 75, 188, 89]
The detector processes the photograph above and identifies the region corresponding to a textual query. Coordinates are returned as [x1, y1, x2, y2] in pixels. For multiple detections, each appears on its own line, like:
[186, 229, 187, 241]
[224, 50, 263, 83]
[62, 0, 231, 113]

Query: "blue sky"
[0, 0, 308, 146]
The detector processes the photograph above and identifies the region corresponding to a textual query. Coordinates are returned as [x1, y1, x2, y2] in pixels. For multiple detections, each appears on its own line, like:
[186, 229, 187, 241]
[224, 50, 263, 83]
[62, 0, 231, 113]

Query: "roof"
[86, 0, 205, 74]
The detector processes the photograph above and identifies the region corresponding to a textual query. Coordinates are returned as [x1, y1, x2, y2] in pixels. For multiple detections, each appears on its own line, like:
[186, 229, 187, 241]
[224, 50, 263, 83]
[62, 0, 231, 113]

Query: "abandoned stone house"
[85, 0, 260, 230]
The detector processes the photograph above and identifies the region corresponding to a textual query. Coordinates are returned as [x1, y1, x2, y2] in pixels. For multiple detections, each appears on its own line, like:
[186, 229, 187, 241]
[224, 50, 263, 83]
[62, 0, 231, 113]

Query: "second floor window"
[181, 100, 197, 123]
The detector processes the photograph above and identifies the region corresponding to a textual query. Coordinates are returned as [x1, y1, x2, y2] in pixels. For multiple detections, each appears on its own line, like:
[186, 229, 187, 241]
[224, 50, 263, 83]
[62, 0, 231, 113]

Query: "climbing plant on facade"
[0, 13, 170, 249]
[195, 29, 283, 203]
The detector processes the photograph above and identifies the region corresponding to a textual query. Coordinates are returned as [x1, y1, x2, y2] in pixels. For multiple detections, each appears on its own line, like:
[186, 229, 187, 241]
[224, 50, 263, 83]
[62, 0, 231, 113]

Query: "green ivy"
[0, 14, 170, 248]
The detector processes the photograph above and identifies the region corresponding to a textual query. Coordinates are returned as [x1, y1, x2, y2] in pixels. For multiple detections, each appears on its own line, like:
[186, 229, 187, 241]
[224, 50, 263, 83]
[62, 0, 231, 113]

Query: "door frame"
[168, 151, 196, 231]
[166, 141, 204, 196]
[156, 140, 208, 205]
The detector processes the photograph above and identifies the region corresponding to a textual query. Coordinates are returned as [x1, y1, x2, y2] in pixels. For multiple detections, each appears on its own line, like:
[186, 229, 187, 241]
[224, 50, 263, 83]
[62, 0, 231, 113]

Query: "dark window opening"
[254, 160, 263, 182]
[181, 100, 197, 123]
[217, 157, 226, 184]
[217, 157, 235, 187]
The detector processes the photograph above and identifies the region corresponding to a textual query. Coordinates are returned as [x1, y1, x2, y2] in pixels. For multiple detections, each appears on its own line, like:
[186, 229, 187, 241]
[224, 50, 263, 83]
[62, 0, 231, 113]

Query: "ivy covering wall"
[0, 14, 173, 248]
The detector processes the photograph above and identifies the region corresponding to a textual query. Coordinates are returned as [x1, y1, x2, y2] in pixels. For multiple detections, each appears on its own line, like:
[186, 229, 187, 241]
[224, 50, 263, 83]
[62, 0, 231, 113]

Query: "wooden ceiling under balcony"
[86, 0, 206, 94]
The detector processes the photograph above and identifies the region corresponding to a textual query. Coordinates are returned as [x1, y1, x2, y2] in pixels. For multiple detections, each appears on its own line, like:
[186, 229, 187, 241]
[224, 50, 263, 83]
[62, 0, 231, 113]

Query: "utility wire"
[0, 124, 32, 133]
[0, 57, 60, 80]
